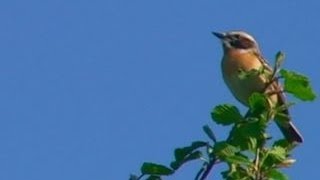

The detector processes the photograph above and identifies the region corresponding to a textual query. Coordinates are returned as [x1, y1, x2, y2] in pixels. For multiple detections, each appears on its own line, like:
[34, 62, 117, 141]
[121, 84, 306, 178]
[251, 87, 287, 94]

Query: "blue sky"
[0, 0, 319, 179]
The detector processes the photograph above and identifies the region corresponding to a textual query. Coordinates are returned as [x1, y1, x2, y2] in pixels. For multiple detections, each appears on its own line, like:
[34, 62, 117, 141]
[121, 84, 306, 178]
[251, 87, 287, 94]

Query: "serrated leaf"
[248, 93, 269, 114]
[211, 104, 243, 125]
[267, 169, 288, 180]
[141, 163, 173, 175]
[213, 141, 238, 159]
[280, 69, 316, 101]
[203, 125, 217, 142]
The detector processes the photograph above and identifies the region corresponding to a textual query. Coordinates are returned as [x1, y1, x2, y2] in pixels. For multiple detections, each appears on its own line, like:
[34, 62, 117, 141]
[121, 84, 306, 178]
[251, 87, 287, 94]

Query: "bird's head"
[212, 31, 260, 54]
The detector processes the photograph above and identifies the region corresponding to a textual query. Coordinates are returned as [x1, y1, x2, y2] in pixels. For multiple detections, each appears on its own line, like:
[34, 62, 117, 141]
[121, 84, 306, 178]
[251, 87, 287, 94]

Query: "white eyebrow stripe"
[228, 31, 257, 43]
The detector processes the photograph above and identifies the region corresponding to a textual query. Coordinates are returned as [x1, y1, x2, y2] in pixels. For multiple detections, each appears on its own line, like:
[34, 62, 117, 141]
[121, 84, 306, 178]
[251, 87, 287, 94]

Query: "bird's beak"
[212, 31, 226, 39]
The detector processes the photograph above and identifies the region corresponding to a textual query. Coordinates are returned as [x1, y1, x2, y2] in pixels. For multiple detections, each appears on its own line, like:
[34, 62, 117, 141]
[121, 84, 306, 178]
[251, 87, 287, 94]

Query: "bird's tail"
[275, 120, 303, 143]
[270, 82, 303, 143]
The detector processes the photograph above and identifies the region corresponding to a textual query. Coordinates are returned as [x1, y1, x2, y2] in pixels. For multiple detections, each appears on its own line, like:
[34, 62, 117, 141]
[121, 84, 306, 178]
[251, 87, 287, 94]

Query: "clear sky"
[0, 0, 319, 179]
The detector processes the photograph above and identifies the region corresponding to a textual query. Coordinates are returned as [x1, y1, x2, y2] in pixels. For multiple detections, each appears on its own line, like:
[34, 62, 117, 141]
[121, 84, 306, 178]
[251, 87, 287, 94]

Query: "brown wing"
[256, 52, 303, 143]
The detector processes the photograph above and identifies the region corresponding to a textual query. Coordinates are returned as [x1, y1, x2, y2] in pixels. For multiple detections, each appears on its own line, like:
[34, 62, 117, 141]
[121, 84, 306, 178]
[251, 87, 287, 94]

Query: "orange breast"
[221, 50, 268, 106]
[222, 50, 262, 75]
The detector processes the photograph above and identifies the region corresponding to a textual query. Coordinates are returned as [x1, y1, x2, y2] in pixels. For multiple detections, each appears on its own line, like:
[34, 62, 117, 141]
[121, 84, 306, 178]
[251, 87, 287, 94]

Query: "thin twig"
[266, 90, 284, 96]
[263, 76, 281, 94]
[254, 148, 260, 180]
[195, 165, 206, 180]
[199, 159, 219, 180]
[136, 174, 145, 180]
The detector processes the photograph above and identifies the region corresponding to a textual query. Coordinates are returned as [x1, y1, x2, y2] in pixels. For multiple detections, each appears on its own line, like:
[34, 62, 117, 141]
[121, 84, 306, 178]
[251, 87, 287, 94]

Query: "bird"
[212, 30, 303, 143]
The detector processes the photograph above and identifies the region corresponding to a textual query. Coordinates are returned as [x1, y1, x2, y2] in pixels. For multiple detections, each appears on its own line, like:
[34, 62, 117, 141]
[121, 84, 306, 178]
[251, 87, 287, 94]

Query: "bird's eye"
[230, 37, 254, 50]
[234, 34, 240, 39]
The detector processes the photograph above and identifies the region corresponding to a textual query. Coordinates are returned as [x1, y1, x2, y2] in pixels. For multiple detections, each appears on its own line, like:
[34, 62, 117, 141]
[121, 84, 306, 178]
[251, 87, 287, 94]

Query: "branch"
[199, 158, 218, 180]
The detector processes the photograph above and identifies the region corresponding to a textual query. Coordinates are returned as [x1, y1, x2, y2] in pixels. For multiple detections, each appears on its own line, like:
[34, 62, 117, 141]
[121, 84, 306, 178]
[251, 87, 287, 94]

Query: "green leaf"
[211, 104, 243, 125]
[221, 165, 253, 180]
[190, 141, 208, 150]
[267, 169, 288, 180]
[248, 93, 269, 114]
[203, 125, 216, 142]
[185, 151, 203, 161]
[170, 151, 203, 170]
[238, 68, 260, 80]
[268, 146, 287, 162]
[225, 154, 252, 166]
[263, 146, 288, 168]
[141, 163, 174, 175]
[169, 161, 180, 170]
[170, 141, 206, 170]
[238, 66, 268, 80]
[280, 69, 316, 101]
[174, 141, 207, 162]
[213, 141, 238, 159]
[228, 119, 266, 151]
[273, 139, 295, 151]
[273, 139, 289, 147]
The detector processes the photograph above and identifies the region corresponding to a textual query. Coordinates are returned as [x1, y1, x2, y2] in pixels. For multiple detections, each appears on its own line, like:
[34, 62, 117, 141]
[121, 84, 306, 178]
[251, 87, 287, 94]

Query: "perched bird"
[213, 30, 303, 143]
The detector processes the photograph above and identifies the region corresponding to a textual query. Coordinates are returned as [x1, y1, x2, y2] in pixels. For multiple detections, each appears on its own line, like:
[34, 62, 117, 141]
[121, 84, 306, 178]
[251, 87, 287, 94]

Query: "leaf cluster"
[130, 52, 316, 180]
